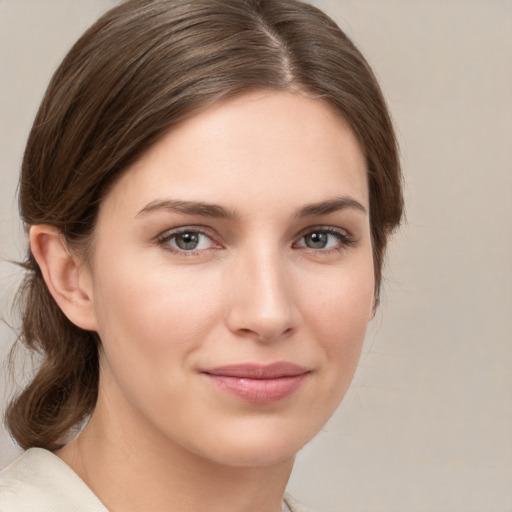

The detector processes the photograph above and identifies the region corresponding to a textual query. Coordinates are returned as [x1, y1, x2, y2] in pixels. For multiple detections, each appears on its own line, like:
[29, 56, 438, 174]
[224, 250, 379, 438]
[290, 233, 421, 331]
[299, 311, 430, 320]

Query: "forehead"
[100, 91, 368, 218]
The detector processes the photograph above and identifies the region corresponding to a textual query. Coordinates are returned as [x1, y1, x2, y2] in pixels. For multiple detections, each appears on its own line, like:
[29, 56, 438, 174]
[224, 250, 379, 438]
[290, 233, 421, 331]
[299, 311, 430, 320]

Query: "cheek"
[302, 260, 374, 383]
[91, 259, 222, 377]
[90, 262, 227, 438]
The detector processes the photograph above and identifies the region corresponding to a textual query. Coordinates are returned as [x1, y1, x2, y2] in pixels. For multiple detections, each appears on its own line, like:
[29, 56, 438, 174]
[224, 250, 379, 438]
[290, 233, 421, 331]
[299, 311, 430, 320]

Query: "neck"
[56, 391, 294, 512]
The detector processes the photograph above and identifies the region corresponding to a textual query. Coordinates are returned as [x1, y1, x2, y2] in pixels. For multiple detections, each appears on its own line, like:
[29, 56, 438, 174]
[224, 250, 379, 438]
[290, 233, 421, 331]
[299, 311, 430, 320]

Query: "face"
[84, 91, 375, 467]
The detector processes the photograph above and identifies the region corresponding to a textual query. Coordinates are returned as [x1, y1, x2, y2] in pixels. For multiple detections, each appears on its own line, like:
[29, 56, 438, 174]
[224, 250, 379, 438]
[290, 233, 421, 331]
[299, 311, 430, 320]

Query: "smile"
[201, 362, 310, 403]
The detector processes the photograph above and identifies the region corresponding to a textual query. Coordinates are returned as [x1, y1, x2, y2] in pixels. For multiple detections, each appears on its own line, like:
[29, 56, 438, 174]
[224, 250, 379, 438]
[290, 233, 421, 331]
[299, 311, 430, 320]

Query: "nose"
[225, 246, 299, 343]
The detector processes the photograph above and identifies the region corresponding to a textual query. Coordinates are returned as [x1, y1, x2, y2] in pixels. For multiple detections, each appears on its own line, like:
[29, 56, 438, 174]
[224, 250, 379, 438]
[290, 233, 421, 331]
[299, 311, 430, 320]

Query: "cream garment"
[0, 448, 312, 512]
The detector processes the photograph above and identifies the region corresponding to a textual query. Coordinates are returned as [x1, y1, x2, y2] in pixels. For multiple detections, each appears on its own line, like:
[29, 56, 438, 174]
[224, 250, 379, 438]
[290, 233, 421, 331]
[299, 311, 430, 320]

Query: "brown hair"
[6, 0, 403, 450]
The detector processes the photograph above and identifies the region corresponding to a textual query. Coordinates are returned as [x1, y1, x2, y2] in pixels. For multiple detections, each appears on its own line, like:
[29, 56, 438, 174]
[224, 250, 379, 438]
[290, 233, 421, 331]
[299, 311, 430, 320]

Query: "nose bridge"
[226, 241, 297, 341]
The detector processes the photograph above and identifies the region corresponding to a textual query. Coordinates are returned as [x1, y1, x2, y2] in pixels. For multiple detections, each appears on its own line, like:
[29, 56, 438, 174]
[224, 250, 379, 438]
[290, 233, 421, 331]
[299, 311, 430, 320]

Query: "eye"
[158, 228, 218, 253]
[294, 227, 354, 252]
[302, 232, 333, 249]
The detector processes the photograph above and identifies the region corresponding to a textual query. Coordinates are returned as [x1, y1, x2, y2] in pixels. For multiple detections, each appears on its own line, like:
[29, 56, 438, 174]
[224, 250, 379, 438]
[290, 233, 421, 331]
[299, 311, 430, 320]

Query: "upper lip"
[201, 362, 309, 379]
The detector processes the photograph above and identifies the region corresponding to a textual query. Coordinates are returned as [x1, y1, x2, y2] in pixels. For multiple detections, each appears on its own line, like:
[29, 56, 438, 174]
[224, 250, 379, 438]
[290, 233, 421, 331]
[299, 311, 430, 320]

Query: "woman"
[0, 0, 403, 511]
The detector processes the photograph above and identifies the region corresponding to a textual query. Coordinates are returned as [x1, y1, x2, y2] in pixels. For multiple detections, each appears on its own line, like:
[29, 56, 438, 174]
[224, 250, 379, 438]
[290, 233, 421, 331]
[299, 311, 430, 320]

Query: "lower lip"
[204, 373, 309, 403]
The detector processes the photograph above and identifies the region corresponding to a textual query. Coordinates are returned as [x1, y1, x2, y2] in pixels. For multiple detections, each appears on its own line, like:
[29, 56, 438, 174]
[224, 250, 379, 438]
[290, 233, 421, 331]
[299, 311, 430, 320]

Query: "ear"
[29, 225, 98, 332]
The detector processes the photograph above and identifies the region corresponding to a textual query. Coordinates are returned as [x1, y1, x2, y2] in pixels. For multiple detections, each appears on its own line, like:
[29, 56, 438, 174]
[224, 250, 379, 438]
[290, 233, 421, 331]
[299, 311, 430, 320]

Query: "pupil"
[176, 232, 199, 250]
[306, 232, 327, 249]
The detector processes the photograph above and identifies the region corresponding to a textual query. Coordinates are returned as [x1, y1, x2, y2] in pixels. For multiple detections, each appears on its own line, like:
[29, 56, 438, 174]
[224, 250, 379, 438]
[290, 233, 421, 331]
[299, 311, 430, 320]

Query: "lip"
[201, 362, 310, 403]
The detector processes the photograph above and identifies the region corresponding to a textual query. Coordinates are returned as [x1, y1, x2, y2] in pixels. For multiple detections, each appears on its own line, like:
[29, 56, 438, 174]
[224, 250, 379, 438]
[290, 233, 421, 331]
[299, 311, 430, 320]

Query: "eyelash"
[293, 227, 356, 254]
[157, 227, 220, 257]
[156, 226, 356, 256]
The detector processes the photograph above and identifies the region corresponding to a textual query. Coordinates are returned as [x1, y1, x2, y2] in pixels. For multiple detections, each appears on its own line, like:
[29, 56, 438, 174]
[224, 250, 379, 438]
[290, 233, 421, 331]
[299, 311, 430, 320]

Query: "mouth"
[201, 362, 310, 403]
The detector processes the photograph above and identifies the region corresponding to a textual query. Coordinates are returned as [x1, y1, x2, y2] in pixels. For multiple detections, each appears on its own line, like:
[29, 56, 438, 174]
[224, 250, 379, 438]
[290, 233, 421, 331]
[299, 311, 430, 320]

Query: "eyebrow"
[136, 199, 236, 219]
[296, 196, 367, 218]
[136, 195, 367, 220]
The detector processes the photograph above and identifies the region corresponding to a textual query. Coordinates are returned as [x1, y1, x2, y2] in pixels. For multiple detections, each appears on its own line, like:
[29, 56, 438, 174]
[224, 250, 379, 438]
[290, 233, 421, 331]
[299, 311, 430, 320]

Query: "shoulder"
[0, 448, 107, 512]
[0, 451, 314, 512]
[283, 492, 317, 512]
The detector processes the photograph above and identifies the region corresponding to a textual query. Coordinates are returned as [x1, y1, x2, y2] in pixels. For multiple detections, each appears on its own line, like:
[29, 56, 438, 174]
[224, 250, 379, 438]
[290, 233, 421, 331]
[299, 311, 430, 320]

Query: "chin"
[181, 414, 326, 469]
[195, 440, 299, 469]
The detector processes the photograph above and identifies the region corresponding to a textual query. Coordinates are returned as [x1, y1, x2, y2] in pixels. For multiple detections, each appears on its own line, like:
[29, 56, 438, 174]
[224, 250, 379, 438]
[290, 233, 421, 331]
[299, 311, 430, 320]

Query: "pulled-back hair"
[6, 0, 403, 450]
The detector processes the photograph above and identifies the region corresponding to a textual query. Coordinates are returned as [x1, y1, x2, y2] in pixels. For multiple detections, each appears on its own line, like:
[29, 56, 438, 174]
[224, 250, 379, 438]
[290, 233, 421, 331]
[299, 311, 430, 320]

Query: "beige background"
[1, 1, 511, 511]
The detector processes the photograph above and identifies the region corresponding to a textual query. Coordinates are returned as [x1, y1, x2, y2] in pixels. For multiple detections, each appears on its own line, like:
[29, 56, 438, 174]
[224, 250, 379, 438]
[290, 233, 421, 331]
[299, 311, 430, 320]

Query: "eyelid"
[154, 224, 356, 256]
[292, 225, 356, 251]
[294, 224, 352, 240]
[156, 225, 223, 255]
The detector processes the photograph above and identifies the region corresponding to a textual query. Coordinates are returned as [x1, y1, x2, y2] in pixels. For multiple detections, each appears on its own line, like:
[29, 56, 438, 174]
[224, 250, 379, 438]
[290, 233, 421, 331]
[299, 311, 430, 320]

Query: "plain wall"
[1, 1, 511, 511]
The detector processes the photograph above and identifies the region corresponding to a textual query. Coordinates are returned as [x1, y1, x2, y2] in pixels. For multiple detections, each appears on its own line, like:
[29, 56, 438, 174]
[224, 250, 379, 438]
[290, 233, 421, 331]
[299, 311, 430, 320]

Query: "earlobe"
[29, 225, 98, 332]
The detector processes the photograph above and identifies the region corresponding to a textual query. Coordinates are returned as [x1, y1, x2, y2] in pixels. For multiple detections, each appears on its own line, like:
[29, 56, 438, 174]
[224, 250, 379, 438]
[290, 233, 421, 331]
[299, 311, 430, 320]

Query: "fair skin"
[31, 91, 375, 512]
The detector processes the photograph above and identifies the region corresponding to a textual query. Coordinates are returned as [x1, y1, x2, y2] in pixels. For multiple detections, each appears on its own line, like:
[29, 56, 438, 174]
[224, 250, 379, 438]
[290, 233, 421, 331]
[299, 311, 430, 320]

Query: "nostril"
[234, 325, 295, 343]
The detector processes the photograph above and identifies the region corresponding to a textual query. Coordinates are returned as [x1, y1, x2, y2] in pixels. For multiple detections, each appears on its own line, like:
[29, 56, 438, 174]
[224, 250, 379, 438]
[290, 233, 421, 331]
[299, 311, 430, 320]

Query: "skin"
[32, 91, 375, 512]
